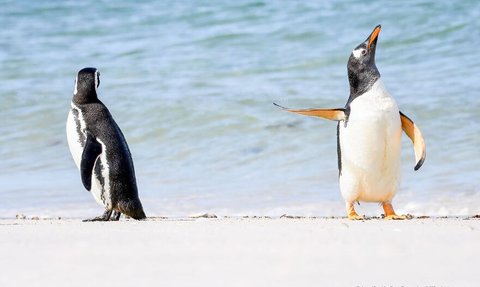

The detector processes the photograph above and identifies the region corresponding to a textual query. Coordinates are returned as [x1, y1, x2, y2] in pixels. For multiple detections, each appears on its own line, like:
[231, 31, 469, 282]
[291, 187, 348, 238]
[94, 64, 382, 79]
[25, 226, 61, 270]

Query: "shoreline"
[3, 213, 480, 221]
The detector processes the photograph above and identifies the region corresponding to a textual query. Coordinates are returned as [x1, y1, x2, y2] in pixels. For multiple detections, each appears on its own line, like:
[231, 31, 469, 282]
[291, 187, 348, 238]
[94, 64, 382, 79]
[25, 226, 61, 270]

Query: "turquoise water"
[1, 1, 479, 218]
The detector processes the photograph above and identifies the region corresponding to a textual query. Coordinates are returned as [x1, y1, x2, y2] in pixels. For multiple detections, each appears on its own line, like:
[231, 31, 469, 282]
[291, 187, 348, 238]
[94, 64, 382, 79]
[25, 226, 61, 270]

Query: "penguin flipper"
[273, 103, 345, 121]
[80, 132, 102, 191]
[399, 112, 426, 171]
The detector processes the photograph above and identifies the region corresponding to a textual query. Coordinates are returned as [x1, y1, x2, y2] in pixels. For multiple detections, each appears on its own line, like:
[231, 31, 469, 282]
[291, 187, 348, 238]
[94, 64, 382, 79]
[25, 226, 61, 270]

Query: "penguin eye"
[361, 49, 367, 56]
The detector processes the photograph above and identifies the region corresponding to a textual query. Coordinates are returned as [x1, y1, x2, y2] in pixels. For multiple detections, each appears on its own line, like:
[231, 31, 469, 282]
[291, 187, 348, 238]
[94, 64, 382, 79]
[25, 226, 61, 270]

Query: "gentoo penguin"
[66, 67, 146, 221]
[275, 25, 426, 220]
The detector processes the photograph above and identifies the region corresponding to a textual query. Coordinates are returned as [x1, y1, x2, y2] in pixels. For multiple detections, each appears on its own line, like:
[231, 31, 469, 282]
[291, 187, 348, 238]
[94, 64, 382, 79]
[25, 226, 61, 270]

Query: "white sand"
[1, 217, 479, 287]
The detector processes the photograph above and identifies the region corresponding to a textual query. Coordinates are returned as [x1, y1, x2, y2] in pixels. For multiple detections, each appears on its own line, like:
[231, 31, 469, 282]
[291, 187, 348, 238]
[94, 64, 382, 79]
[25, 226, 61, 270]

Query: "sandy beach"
[1, 217, 479, 287]
[2, 2, 479, 287]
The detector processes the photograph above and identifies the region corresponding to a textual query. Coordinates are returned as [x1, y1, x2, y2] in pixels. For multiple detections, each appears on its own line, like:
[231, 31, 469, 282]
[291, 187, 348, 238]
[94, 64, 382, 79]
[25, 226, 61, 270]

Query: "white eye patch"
[94, 70, 99, 92]
[352, 48, 366, 59]
[74, 76, 78, 95]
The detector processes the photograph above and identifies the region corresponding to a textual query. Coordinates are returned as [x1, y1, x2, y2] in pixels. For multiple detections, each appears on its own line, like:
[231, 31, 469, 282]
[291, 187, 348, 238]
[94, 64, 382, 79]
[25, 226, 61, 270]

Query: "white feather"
[66, 103, 85, 168]
[339, 79, 402, 203]
[94, 70, 98, 94]
[73, 76, 78, 95]
[66, 102, 111, 208]
[92, 138, 112, 208]
[352, 48, 365, 59]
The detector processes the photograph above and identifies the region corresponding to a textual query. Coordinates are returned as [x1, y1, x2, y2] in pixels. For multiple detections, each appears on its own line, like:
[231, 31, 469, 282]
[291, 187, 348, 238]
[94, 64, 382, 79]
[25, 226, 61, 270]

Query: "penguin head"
[73, 67, 100, 103]
[347, 25, 381, 96]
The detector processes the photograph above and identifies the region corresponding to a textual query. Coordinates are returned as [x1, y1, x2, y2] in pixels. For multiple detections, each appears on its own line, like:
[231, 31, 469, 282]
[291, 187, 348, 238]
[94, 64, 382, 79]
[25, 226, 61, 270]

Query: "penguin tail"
[117, 199, 147, 220]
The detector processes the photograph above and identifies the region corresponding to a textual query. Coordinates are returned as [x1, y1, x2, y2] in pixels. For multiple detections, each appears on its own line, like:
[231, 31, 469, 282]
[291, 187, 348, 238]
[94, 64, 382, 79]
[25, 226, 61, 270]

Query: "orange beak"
[368, 25, 381, 50]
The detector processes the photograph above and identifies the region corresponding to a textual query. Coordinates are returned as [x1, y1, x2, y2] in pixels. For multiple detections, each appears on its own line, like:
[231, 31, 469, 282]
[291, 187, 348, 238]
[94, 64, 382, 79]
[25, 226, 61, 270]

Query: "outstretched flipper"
[273, 103, 346, 121]
[400, 112, 426, 171]
[80, 132, 102, 191]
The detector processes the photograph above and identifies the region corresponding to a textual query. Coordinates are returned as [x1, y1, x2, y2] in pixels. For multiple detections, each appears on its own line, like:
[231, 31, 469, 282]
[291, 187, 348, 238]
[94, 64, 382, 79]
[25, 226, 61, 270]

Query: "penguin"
[66, 67, 146, 221]
[274, 25, 426, 220]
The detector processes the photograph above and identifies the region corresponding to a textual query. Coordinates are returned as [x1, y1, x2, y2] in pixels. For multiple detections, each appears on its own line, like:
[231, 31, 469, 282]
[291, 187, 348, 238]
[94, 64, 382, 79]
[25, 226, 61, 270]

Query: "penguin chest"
[339, 83, 402, 202]
[90, 140, 113, 209]
[66, 104, 112, 208]
[66, 104, 86, 168]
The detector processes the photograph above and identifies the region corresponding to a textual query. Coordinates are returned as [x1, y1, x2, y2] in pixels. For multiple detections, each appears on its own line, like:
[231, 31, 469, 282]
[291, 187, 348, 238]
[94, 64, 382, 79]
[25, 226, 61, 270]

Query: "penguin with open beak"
[275, 25, 426, 220]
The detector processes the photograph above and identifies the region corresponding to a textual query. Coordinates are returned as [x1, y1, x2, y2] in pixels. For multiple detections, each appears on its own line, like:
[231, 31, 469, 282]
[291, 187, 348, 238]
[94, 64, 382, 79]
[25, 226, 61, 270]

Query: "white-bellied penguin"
[274, 25, 426, 220]
[66, 67, 146, 221]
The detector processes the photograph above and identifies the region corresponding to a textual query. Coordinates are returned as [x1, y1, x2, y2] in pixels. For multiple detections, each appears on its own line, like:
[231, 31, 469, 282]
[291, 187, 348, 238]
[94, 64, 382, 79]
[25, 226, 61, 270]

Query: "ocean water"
[1, 0, 479, 218]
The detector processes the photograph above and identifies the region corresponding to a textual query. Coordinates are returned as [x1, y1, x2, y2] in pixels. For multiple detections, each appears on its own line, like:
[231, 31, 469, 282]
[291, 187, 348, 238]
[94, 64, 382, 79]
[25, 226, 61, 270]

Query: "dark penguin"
[274, 25, 426, 220]
[66, 67, 146, 221]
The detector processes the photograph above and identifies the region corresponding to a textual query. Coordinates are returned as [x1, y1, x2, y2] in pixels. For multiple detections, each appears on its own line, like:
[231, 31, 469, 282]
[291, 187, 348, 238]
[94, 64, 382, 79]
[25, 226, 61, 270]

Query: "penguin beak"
[367, 25, 381, 51]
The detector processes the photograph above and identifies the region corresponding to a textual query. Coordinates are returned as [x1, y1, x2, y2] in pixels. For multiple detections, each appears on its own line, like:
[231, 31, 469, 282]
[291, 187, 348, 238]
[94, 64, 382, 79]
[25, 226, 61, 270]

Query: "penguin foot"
[383, 214, 413, 220]
[348, 214, 366, 220]
[381, 202, 412, 220]
[383, 214, 407, 220]
[110, 211, 121, 221]
[346, 202, 365, 220]
[83, 210, 113, 222]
